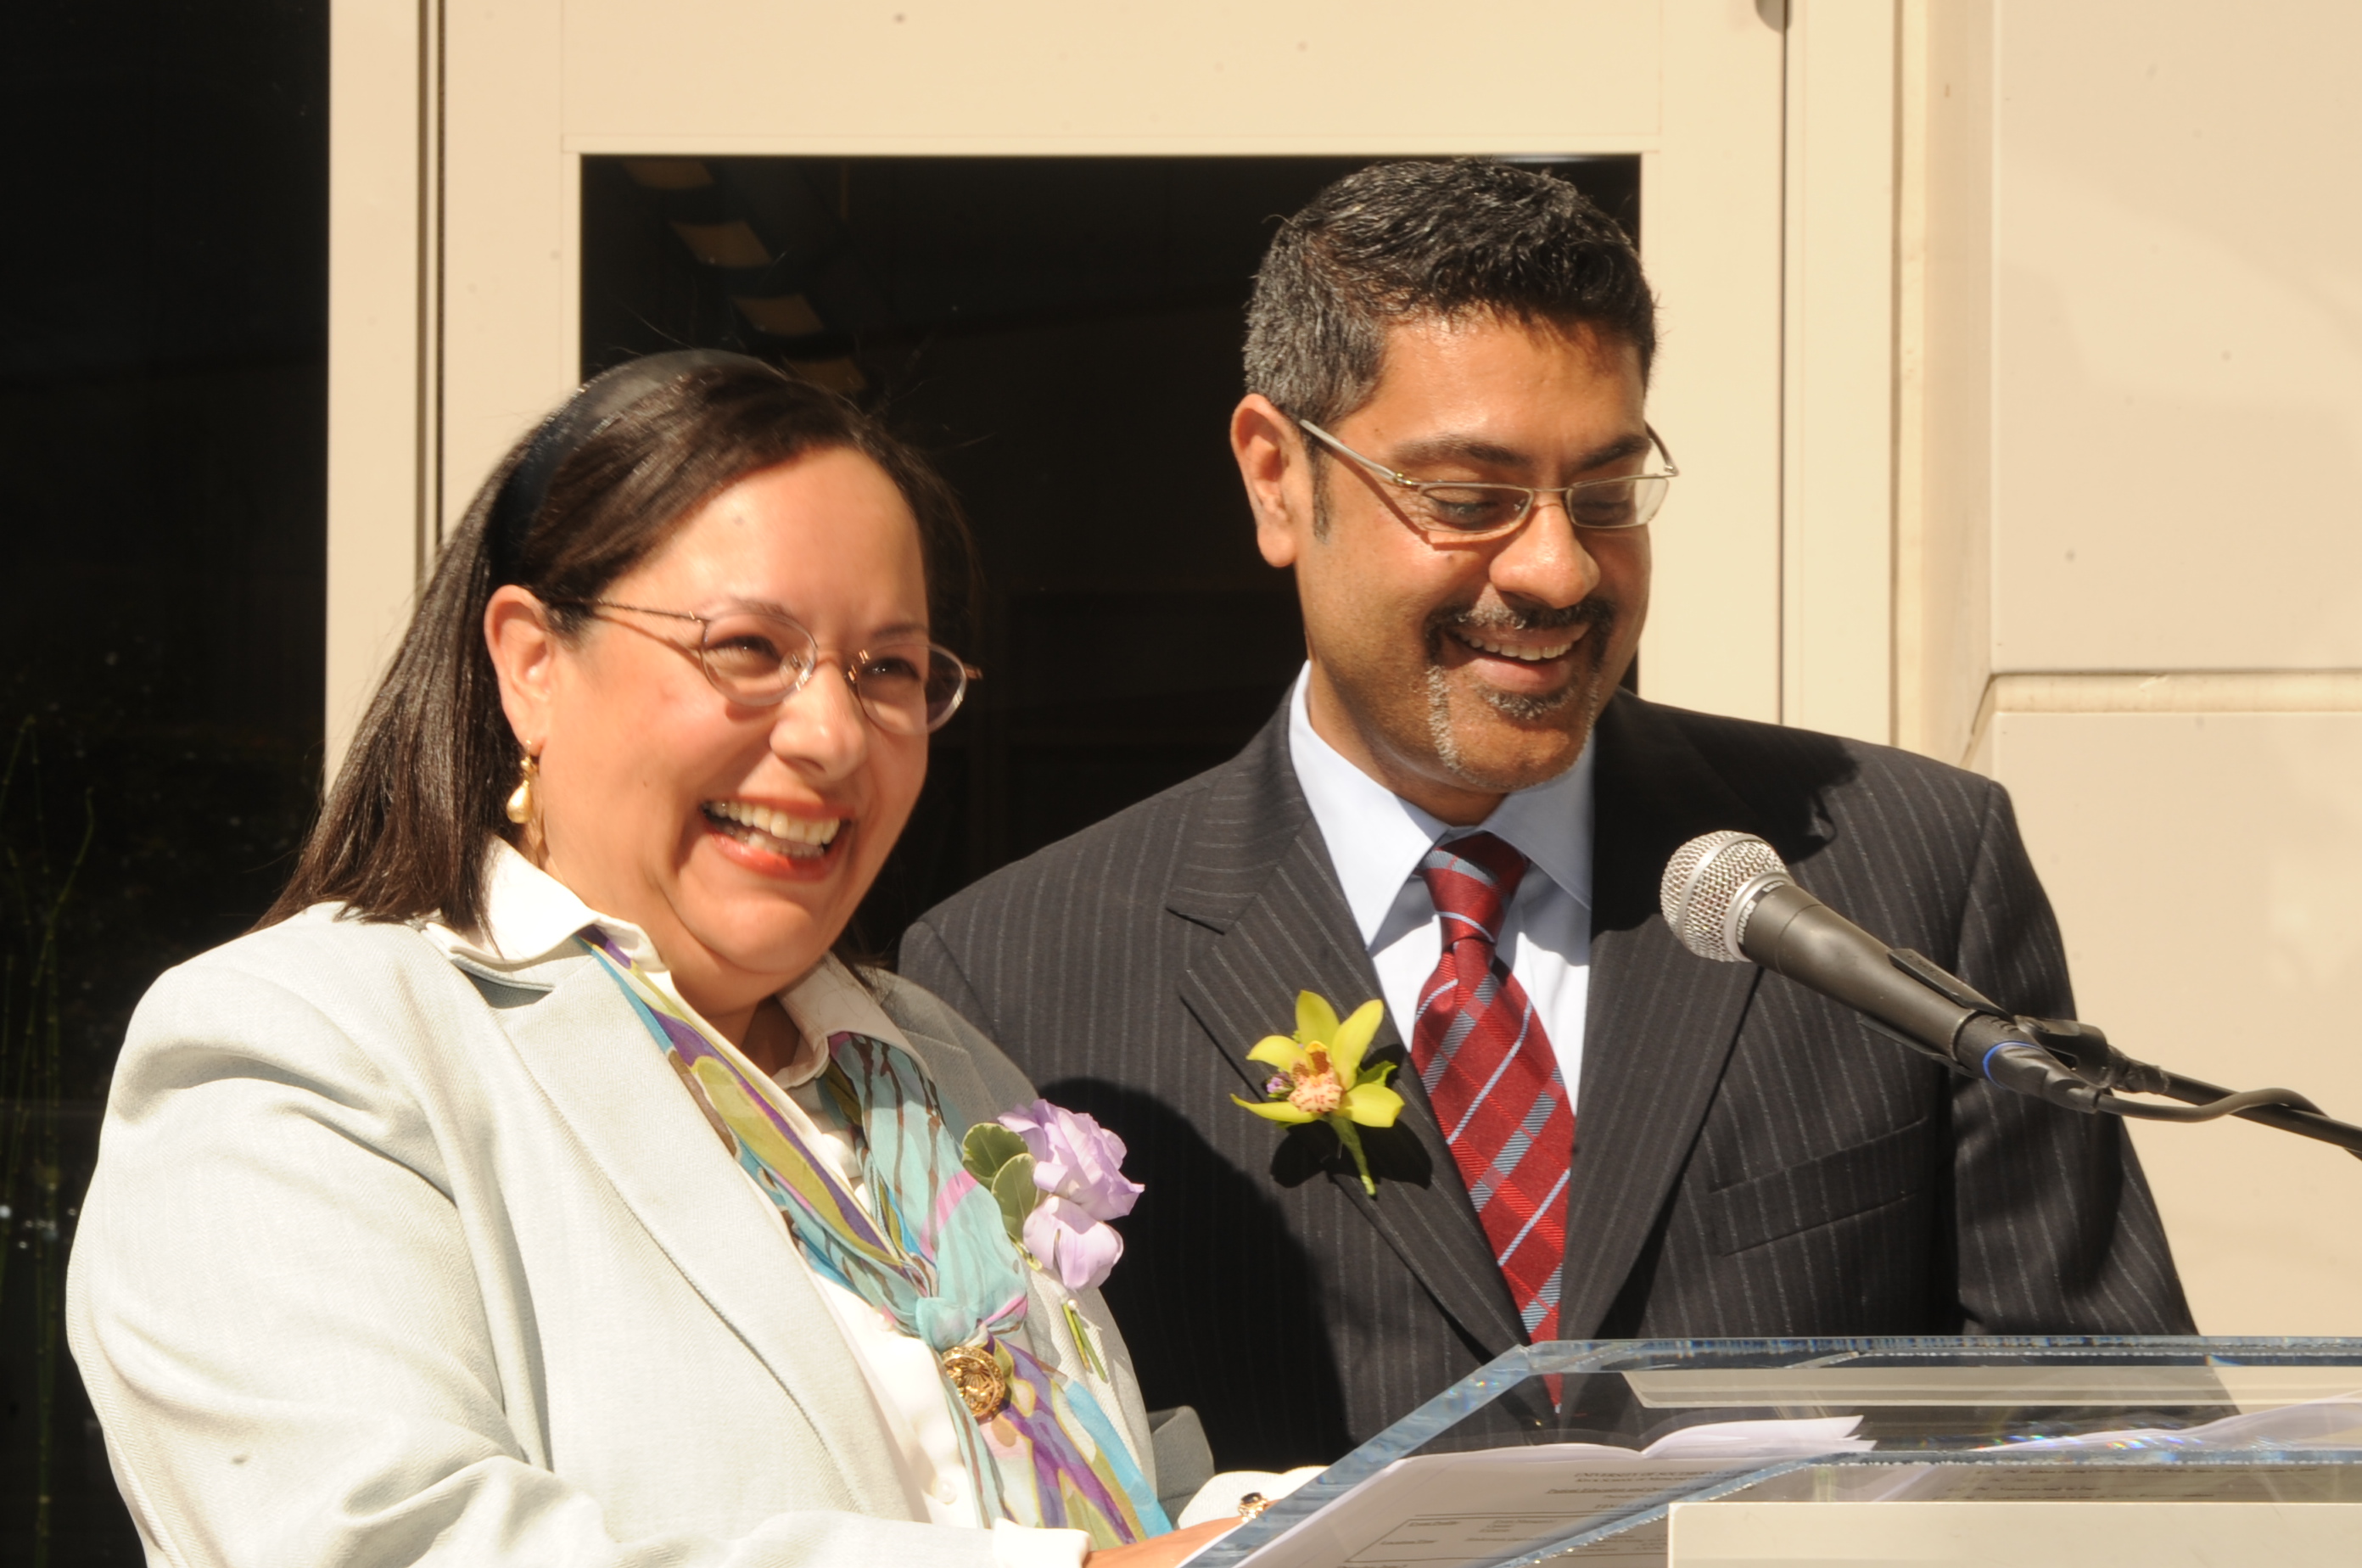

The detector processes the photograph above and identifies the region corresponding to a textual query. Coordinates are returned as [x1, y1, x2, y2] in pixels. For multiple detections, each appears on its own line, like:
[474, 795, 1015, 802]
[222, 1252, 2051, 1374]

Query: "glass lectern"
[1191, 1337, 2362, 1568]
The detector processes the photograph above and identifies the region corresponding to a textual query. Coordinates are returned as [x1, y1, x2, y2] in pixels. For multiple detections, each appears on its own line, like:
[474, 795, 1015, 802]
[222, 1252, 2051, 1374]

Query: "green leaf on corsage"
[962, 1122, 1031, 1186]
[988, 1152, 1038, 1247]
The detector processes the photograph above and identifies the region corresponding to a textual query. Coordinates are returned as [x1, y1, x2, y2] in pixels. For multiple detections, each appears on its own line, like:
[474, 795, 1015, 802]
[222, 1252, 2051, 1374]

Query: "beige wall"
[1906, 0, 2362, 1331]
[1993, 708, 2362, 1332]
[1781, 2, 1897, 745]
[1895, 0, 1994, 764]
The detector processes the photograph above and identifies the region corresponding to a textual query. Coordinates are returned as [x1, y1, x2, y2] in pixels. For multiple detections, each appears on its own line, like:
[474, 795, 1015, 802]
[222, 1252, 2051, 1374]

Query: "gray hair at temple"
[1242, 159, 1659, 428]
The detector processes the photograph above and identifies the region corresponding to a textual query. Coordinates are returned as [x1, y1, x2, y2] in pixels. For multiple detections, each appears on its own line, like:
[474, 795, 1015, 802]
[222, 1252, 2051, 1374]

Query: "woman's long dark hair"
[265, 355, 977, 934]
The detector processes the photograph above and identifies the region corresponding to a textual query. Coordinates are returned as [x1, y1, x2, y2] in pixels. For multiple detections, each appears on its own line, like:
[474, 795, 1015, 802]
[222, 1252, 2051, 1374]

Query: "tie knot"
[1418, 832, 1528, 949]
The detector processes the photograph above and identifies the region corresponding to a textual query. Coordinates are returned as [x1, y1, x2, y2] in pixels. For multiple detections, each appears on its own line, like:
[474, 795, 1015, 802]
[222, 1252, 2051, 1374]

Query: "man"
[901, 161, 2191, 1470]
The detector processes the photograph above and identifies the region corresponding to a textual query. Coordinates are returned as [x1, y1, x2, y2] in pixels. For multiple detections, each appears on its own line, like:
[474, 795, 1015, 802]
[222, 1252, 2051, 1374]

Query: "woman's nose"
[770, 662, 871, 780]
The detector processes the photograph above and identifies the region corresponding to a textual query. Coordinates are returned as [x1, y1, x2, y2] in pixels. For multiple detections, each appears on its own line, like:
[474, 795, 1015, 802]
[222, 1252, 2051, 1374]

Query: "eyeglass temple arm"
[1644, 423, 1678, 474]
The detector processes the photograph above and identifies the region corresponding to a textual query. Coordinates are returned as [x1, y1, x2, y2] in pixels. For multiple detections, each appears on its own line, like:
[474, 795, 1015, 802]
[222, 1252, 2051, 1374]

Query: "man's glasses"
[553, 600, 979, 735]
[1295, 417, 1677, 542]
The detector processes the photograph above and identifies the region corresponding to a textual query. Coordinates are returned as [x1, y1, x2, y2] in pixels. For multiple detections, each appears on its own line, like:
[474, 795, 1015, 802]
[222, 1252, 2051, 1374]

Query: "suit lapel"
[1161, 693, 1834, 1352]
[494, 952, 915, 1516]
[1557, 694, 1794, 1338]
[1170, 714, 1529, 1362]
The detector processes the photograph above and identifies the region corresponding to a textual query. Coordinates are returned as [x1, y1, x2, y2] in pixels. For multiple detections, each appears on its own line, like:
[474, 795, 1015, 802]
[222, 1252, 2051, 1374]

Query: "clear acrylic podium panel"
[1192, 1337, 2362, 1568]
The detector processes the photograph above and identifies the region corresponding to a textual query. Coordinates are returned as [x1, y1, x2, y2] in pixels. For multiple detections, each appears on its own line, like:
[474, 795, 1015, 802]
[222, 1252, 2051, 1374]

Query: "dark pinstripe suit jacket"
[900, 692, 2193, 1469]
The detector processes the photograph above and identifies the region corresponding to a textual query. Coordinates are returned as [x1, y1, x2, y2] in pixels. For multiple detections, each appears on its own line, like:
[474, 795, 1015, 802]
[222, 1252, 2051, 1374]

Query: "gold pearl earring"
[505, 753, 540, 826]
[506, 753, 545, 860]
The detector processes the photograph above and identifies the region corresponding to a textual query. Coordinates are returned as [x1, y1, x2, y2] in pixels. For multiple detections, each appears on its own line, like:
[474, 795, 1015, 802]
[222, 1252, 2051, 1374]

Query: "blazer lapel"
[1557, 693, 1808, 1339]
[1170, 713, 1529, 1362]
[493, 951, 915, 1516]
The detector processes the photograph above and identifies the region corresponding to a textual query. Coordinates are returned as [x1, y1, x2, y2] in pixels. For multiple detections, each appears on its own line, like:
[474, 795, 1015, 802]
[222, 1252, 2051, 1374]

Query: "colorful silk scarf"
[581, 930, 1169, 1546]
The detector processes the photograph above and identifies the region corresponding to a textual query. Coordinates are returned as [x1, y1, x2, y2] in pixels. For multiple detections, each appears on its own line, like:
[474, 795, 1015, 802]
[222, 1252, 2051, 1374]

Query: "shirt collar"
[1285, 664, 1595, 946]
[421, 838, 912, 1086]
[424, 837, 633, 969]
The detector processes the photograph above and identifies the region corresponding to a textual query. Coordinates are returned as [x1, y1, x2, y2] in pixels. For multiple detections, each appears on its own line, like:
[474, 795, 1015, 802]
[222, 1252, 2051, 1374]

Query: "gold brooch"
[940, 1343, 1009, 1421]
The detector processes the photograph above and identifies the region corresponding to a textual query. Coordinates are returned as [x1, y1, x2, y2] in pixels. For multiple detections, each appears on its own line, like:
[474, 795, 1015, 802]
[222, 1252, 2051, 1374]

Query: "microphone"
[1657, 831, 2165, 1111]
[1654, 831, 2362, 1156]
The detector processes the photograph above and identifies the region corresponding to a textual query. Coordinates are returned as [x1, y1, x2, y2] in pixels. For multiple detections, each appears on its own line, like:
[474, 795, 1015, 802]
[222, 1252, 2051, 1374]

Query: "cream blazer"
[67, 905, 1158, 1567]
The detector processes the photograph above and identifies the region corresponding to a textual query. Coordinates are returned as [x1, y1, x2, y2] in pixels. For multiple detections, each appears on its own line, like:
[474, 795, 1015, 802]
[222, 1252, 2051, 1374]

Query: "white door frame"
[328, 0, 1899, 772]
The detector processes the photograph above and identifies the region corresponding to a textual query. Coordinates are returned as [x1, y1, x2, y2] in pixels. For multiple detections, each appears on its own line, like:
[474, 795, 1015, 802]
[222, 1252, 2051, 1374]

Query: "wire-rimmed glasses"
[554, 599, 979, 734]
[1295, 417, 1678, 541]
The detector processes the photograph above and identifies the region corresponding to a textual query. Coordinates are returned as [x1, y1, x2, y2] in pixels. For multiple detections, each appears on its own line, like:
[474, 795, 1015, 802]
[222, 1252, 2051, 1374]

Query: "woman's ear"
[1231, 394, 1313, 570]
[484, 585, 559, 751]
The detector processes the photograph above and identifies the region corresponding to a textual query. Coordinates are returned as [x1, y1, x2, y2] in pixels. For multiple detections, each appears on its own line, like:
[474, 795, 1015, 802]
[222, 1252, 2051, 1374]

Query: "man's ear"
[1231, 394, 1313, 569]
[484, 585, 559, 753]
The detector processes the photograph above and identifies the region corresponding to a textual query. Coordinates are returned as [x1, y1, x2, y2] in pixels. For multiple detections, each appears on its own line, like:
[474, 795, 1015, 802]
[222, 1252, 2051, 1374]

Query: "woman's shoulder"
[152, 904, 457, 1005]
[864, 969, 1040, 1128]
[119, 906, 502, 1096]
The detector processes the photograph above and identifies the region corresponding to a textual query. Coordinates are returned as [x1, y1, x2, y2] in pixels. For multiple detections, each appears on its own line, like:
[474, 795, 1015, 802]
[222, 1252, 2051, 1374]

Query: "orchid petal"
[1343, 1083, 1405, 1128]
[1232, 1094, 1317, 1124]
[1245, 1035, 1311, 1073]
[1329, 999, 1385, 1079]
[1295, 990, 1341, 1047]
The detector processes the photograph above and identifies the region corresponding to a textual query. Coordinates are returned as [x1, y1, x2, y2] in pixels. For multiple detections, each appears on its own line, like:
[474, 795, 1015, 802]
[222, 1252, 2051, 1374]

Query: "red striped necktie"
[1410, 832, 1574, 1343]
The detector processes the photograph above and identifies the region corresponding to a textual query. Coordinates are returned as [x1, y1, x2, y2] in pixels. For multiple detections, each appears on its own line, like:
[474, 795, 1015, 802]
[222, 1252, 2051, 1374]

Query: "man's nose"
[1487, 494, 1603, 608]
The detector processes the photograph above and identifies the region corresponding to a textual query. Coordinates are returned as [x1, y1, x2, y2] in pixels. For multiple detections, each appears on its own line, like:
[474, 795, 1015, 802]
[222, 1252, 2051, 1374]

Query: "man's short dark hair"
[1244, 160, 1657, 427]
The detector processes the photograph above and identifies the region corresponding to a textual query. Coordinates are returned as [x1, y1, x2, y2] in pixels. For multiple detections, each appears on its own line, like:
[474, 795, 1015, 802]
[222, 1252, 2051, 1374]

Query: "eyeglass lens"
[693, 611, 968, 732]
[842, 645, 970, 734]
[1411, 474, 1670, 535]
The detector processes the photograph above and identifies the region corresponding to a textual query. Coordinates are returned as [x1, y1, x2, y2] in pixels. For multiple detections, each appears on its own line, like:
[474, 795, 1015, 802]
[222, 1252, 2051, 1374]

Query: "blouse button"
[932, 1476, 959, 1505]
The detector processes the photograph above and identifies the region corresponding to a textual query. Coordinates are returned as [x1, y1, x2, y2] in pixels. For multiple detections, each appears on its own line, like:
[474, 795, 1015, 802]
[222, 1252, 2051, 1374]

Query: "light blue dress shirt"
[1285, 666, 1594, 1111]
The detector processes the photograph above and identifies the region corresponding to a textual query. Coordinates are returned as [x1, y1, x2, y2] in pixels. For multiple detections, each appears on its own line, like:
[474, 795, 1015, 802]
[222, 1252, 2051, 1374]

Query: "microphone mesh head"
[1660, 831, 1791, 961]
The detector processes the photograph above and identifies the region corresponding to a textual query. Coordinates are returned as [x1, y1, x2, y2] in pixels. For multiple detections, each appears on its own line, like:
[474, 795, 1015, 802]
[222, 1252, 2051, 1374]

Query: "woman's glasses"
[553, 600, 978, 734]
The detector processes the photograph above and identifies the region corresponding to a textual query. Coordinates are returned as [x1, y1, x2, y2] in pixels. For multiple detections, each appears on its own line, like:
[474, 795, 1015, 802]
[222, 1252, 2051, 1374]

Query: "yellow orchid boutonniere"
[1232, 991, 1406, 1196]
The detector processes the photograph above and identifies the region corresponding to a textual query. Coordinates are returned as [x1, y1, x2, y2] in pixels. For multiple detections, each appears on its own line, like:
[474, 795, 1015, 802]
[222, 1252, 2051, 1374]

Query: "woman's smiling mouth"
[701, 799, 844, 861]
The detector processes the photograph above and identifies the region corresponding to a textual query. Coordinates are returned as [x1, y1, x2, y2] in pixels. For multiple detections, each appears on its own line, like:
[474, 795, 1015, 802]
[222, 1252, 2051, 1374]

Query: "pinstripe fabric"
[900, 692, 2195, 1468]
[1411, 834, 1573, 1341]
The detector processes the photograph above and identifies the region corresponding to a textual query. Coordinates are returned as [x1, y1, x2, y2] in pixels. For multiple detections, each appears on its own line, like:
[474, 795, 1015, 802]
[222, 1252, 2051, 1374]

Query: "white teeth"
[1460, 633, 1575, 663]
[705, 800, 842, 846]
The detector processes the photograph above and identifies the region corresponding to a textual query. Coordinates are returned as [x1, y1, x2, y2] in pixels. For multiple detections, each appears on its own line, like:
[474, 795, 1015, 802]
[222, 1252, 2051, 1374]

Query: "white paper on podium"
[1679, 1398, 2362, 1511]
[1786, 1397, 2362, 1507]
[1219, 1417, 1871, 1568]
[1977, 1395, 2362, 1453]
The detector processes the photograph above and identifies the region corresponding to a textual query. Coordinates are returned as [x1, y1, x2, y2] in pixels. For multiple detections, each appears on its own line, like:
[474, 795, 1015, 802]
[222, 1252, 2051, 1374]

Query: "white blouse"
[425, 841, 1091, 1568]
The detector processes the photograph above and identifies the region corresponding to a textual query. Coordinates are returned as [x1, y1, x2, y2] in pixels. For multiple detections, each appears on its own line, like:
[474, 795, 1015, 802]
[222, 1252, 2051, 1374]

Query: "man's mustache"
[1426, 598, 1614, 646]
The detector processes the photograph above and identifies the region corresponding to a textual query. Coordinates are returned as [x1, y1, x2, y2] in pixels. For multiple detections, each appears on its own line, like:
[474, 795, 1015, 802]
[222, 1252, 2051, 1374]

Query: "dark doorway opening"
[579, 155, 1641, 952]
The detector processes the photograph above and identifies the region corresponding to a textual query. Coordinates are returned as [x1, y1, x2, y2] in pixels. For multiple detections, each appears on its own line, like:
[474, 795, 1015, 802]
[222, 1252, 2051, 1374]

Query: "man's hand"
[1087, 1516, 1240, 1568]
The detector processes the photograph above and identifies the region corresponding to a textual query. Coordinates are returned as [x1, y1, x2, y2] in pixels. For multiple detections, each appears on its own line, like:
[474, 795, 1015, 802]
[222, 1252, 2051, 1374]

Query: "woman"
[67, 353, 1234, 1567]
